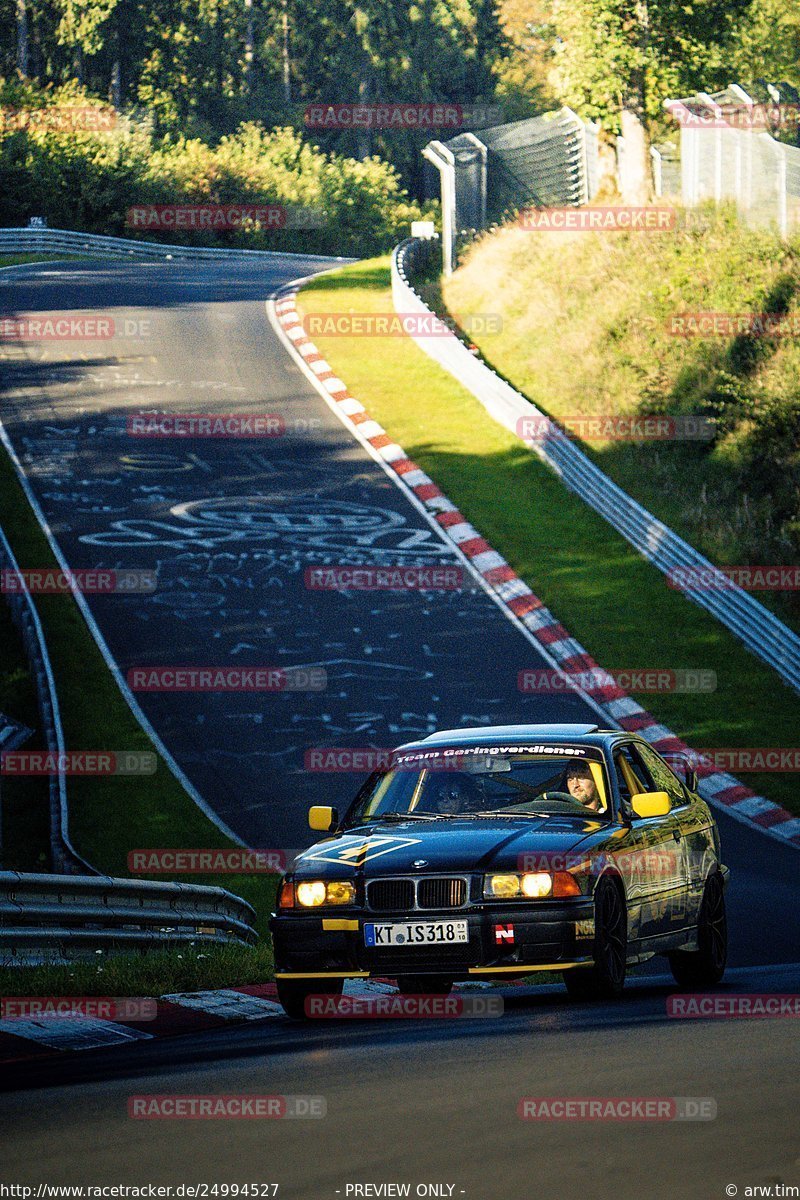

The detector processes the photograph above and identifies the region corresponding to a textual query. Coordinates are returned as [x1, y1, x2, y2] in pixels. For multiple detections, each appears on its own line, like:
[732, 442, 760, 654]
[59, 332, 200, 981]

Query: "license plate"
[364, 920, 469, 948]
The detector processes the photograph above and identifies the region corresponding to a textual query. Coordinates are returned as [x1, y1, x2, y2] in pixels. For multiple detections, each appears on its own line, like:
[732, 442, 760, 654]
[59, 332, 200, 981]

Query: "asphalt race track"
[1, 258, 600, 850]
[0, 258, 798, 1198]
[1, 963, 799, 1198]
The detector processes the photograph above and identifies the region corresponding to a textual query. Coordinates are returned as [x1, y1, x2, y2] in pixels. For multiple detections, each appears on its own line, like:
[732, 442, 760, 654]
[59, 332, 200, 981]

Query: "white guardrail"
[0, 872, 257, 965]
[0, 225, 337, 262]
[392, 237, 800, 697]
[0, 528, 262, 963]
[0, 522, 93, 875]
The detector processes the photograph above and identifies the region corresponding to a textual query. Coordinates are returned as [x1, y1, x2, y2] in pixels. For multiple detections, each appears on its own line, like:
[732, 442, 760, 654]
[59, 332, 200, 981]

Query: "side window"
[632, 743, 686, 808]
[613, 745, 649, 803]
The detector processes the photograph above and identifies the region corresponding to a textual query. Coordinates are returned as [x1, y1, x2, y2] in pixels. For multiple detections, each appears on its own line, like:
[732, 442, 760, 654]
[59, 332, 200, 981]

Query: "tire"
[669, 872, 727, 988]
[275, 977, 343, 1020]
[396, 976, 454, 995]
[564, 877, 628, 1001]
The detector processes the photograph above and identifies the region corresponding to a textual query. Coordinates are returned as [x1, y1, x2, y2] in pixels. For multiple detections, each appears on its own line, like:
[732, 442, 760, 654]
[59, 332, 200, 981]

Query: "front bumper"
[270, 900, 595, 980]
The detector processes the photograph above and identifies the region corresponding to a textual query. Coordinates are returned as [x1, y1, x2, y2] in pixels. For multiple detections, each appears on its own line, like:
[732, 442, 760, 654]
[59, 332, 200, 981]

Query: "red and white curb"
[0, 978, 503, 1061]
[269, 286, 800, 851]
[0, 984, 278, 1061]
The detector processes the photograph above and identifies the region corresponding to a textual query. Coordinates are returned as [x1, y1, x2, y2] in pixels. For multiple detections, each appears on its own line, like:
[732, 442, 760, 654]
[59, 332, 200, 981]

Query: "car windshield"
[345, 749, 610, 825]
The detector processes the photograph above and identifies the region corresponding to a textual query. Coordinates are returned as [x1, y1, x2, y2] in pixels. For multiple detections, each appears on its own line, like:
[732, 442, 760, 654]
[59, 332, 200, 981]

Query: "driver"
[430, 774, 479, 815]
[564, 760, 602, 812]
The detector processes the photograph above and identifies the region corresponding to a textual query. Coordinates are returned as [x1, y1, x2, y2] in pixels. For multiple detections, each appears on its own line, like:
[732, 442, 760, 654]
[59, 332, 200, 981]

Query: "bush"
[0, 80, 437, 256]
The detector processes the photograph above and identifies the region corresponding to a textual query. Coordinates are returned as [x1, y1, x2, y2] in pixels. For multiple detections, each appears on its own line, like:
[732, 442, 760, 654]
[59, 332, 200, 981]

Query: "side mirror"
[630, 791, 671, 819]
[685, 766, 698, 792]
[309, 805, 338, 833]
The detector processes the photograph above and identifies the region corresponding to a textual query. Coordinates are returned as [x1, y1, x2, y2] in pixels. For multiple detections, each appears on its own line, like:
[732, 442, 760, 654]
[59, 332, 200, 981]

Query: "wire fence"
[425, 108, 598, 272]
[665, 85, 800, 235]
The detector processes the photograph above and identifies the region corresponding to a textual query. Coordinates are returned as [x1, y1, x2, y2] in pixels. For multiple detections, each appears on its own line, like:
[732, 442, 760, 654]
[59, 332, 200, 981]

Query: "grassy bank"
[298, 257, 800, 817]
[441, 206, 800, 632]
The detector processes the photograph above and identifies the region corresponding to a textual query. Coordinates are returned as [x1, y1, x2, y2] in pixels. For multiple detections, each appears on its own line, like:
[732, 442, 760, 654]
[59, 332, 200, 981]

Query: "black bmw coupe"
[270, 724, 729, 1017]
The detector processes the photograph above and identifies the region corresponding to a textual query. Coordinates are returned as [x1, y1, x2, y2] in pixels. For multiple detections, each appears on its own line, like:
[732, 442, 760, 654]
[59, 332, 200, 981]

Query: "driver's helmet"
[427, 772, 479, 815]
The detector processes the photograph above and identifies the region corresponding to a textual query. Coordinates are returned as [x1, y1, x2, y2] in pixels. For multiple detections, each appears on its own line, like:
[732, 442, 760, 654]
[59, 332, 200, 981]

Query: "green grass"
[0, 941, 273, 998]
[442, 205, 800, 632]
[0, 254, 83, 267]
[298, 257, 800, 817]
[0, 445, 280, 986]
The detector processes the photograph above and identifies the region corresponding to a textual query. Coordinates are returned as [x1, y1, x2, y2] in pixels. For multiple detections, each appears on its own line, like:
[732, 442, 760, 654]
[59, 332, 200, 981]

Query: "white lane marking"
[0, 1017, 152, 1050]
[0, 411, 245, 847]
[161, 989, 285, 1019]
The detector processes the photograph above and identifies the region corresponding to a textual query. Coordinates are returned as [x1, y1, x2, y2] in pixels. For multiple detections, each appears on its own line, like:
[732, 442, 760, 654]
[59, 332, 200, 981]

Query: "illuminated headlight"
[484, 873, 554, 899]
[295, 880, 355, 908]
[520, 872, 553, 898]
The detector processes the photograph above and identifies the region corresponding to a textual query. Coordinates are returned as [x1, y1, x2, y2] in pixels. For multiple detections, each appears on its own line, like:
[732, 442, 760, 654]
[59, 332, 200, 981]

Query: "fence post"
[777, 145, 788, 236]
[650, 146, 662, 197]
[562, 108, 589, 205]
[422, 140, 456, 276]
[461, 132, 488, 229]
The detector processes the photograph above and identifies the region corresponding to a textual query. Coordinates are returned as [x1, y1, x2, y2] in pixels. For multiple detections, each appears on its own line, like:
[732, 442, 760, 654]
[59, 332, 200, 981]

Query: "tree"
[16, 0, 29, 74]
[549, 0, 753, 200]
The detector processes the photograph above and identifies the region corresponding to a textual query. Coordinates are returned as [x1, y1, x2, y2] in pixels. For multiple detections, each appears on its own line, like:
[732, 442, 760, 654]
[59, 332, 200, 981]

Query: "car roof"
[395, 724, 620, 754]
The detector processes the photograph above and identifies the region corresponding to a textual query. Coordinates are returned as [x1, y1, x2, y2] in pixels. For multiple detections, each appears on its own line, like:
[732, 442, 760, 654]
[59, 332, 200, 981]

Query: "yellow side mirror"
[630, 791, 671, 819]
[309, 805, 337, 832]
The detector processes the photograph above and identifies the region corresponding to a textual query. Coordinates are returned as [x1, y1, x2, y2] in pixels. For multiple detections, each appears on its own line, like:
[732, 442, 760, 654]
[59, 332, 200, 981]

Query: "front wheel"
[275, 976, 343, 1020]
[669, 872, 727, 988]
[564, 877, 628, 1001]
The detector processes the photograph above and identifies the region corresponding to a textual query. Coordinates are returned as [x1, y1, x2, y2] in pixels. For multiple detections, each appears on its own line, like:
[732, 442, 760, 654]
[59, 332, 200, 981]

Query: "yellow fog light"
[520, 872, 553, 898]
[325, 881, 356, 905]
[296, 880, 327, 907]
[486, 874, 521, 899]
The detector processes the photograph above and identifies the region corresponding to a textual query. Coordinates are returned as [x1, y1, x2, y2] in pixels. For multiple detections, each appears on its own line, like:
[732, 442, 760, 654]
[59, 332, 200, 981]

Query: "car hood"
[291, 816, 609, 876]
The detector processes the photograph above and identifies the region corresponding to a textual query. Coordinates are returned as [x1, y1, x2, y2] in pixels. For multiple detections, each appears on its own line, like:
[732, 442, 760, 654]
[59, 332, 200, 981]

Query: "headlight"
[325, 880, 356, 905]
[484, 872, 553, 899]
[295, 879, 356, 908]
[520, 872, 553, 898]
[485, 874, 522, 899]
